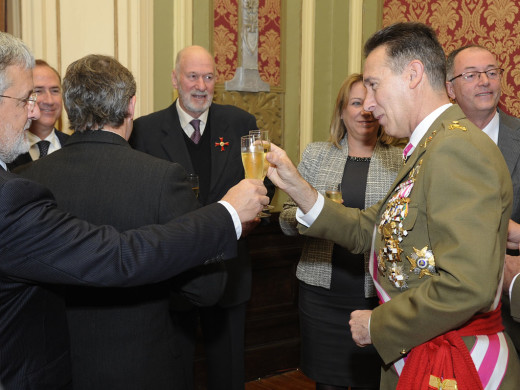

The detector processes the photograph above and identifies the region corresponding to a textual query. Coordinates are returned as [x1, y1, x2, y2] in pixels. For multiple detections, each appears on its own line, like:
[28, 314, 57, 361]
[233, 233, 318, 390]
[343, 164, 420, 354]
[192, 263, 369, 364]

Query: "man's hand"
[266, 144, 318, 214]
[349, 310, 372, 347]
[221, 179, 268, 223]
[507, 220, 520, 251]
[504, 254, 520, 292]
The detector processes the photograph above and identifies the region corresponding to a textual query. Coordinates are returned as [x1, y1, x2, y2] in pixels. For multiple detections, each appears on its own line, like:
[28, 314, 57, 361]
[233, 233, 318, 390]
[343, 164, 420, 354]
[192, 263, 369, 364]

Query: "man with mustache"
[130, 45, 259, 390]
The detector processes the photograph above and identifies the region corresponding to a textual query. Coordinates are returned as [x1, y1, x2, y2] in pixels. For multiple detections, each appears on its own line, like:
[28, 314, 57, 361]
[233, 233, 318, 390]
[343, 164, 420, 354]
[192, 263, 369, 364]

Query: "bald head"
[175, 45, 215, 75]
[172, 46, 216, 118]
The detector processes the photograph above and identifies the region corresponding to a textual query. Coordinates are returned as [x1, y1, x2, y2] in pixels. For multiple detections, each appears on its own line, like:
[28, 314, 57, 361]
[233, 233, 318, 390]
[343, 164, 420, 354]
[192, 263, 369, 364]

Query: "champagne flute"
[249, 130, 274, 211]
[325, 183, 343, 203]
[186, 173, 199, 198]
[241, 135, 269, 217]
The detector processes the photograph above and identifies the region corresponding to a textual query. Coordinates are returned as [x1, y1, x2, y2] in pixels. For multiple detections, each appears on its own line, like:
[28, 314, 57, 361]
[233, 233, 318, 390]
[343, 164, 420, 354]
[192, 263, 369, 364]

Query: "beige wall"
[16, 0, 153, 131]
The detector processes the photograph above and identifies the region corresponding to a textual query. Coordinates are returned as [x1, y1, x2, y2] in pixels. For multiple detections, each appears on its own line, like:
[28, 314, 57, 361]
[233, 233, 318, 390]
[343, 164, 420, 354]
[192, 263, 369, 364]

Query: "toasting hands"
[266, 143, 318, 214]
[221, 179, 268, 223]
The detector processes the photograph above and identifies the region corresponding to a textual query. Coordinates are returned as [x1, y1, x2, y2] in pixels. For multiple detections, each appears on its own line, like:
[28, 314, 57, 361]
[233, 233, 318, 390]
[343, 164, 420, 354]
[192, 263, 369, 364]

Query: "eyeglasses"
[0, 92, 38, 109]
[449, 68, 504, 83]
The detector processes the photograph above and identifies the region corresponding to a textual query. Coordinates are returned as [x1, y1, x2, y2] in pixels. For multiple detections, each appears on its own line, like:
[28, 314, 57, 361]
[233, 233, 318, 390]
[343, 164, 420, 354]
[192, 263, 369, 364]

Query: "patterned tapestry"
[383, 0, 520, 117]
[213, 0, 281, 86]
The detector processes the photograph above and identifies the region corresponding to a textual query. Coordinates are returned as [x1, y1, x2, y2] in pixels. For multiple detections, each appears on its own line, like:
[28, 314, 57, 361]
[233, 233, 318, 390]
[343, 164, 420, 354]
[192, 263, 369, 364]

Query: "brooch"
[214, 137, 229, 151]
[407, 246, 437, 278]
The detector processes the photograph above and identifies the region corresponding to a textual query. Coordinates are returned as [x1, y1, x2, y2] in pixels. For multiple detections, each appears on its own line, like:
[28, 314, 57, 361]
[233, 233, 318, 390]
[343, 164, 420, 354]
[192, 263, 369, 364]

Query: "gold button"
[400, 349, 407, 355]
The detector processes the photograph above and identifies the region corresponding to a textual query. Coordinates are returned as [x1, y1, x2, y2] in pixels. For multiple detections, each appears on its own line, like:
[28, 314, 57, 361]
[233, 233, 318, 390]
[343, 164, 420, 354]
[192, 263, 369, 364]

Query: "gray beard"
[0, 128, 30, 163]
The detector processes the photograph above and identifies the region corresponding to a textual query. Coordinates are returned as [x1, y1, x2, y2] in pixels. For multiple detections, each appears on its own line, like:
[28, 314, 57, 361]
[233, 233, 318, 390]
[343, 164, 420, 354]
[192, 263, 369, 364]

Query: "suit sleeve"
[0, 176, 237, 287]
[158, 164, 227, 307]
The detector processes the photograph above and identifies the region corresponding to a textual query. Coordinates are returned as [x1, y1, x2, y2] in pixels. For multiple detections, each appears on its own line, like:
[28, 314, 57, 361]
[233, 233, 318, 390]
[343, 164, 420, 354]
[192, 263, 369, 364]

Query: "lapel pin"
[215, 137, 229, 151]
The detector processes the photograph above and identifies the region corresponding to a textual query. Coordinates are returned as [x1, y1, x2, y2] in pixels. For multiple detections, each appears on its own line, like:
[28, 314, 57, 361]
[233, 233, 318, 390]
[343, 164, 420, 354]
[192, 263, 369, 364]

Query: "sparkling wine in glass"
[241, 135, 265, 180]
[241, 135, 269, 217]
[249, 130, 274, 211]
[325, 184, 343, 204]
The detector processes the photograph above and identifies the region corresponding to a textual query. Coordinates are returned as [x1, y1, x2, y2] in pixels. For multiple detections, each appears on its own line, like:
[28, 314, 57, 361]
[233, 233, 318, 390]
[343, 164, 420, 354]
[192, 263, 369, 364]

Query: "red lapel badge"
[215, 137, 229, 151]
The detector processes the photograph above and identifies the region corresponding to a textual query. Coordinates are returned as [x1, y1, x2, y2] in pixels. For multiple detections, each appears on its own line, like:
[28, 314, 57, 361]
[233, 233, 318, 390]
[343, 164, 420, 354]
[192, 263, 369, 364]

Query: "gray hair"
[364, 22, 447, 92]
[63, 54, 136, 131]
[0, 32, 35, 94]
[446, 44, 489, 82]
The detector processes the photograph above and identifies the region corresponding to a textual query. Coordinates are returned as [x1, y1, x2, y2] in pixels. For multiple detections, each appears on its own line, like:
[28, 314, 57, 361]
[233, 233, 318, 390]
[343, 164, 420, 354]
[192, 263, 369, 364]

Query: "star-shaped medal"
[407, 246, 436, 278]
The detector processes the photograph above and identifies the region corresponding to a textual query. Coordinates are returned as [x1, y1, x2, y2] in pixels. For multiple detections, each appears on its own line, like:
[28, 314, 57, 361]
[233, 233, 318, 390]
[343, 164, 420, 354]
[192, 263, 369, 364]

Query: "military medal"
[214, 137, 229, 151]
[407, 246, 437, 278]
[388, 263, 408, 290]
[377, 161, 425, 289]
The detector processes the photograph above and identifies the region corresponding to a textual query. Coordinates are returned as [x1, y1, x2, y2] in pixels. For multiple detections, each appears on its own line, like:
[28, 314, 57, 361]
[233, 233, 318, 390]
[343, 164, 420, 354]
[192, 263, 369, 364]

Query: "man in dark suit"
[0, 32, 267, 390]
[130, 45, 257, 390]
[446, 44, 520, 352]
[16, 54, 221, 389]
[266, 22, 520, 388]
[8, 59, 68, 170]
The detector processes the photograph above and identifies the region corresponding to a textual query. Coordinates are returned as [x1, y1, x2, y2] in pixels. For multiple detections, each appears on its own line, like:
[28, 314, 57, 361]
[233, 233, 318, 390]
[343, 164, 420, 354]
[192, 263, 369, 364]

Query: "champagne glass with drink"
[249, 130, 274, 211]
[241, 134, 269, 217]
[325, 183, 343, 203]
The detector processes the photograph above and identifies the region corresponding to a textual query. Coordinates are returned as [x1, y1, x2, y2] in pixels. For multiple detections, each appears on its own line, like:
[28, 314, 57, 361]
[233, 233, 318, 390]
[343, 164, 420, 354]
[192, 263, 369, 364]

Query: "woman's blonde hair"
[328, 73, 395, 148]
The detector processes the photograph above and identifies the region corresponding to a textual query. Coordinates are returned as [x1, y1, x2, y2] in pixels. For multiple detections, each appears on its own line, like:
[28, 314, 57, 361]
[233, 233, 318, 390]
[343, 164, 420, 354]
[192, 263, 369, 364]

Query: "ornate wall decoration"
[213, 0, 283, 145]
[383, 0, 520, 117]
[214, 87, 283, 145]
[213, 0, 281, 86]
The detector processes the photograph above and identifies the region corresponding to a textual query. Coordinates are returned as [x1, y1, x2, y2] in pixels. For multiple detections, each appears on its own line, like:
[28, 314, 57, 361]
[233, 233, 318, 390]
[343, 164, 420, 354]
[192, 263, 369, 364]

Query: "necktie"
[190, 119, 201, 144]
[402, 143, 413, 163]
[37, 140, 51, 158]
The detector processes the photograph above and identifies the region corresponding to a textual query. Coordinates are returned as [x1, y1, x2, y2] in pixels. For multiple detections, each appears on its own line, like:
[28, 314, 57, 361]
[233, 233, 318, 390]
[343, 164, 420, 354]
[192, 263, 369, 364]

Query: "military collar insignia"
[448, 120, 467, 131]
[214, 137, 229, 151]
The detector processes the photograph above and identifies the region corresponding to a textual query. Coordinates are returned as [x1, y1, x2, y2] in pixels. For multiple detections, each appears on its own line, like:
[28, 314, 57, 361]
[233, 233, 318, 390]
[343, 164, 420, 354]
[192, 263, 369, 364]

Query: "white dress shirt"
[27, 129, 63, 160]
[481, 110, 500, 145]
[175, 100, 209, 139]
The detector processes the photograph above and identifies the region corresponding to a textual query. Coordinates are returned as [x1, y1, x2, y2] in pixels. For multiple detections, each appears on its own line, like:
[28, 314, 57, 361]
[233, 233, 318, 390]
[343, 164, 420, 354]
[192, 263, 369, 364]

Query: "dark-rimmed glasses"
[449, 68, 504, 83]
[0, 92, 38, 109]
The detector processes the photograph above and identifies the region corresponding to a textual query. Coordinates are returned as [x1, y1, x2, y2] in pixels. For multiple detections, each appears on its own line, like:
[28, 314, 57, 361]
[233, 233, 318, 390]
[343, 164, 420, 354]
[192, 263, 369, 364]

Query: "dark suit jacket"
[0, 166, 236, 389]
[301, 105, 520, 388]
[7, 128, 69, 170]
[16, 130, 217, 389]
[498, 109, 520, 222]
[130, 101, 257, 306]
[497, 109, 520, 350]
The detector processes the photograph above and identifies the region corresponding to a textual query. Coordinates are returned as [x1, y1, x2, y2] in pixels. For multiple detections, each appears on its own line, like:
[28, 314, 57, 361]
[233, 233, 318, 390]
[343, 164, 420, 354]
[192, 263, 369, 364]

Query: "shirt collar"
[0, 159, 6, 171]
[175, 100, 209, 138]
[27, 129, 61, 160]
[404, 103, 453, 158]
[480, 110, 500, 145]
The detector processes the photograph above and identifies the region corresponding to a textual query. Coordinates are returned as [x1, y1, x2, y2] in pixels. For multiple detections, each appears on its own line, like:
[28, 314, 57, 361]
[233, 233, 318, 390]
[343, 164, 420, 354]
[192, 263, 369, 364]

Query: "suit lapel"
[160, 104, 194, 173]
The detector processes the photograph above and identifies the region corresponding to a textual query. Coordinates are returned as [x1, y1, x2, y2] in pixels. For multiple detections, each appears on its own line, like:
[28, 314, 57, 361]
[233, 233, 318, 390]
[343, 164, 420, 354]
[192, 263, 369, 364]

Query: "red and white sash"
[368, 227, 508, 389]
